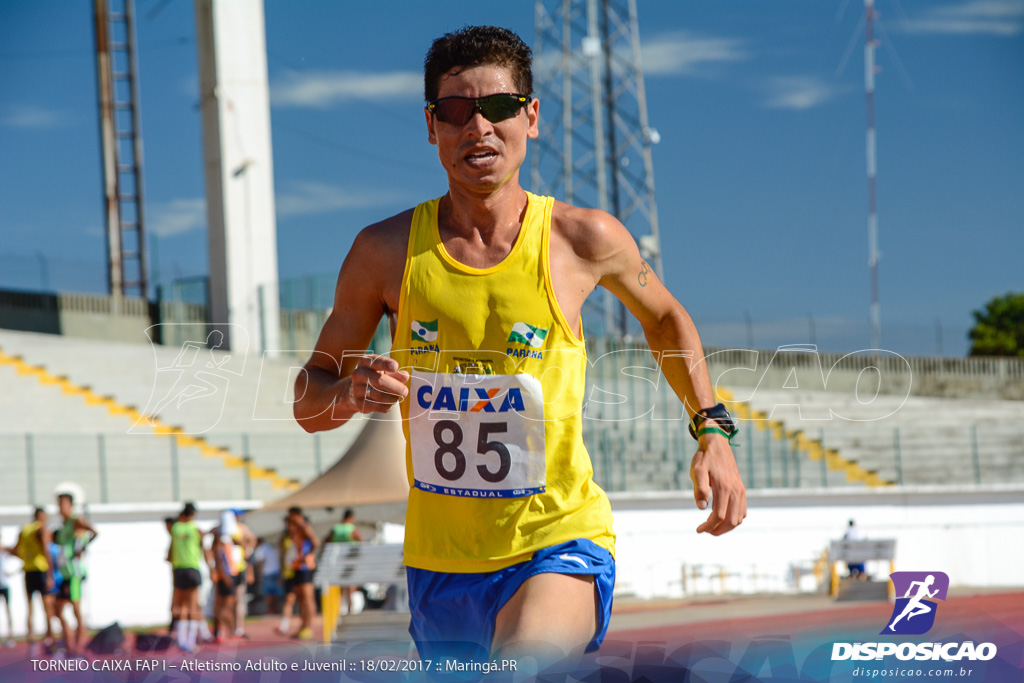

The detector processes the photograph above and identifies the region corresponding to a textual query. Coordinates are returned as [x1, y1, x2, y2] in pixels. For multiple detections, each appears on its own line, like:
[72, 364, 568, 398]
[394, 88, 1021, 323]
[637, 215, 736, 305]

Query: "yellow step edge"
[152, 424, 180, 435]
[38, 374, 64, 385]
[223, 456, 245, 468]
[175, 435, 204, 449]
[827, 456, 848, 472]
[199, 444, 226, 458]
[844, 465, 867, 482]
[248, 466, 275, 481]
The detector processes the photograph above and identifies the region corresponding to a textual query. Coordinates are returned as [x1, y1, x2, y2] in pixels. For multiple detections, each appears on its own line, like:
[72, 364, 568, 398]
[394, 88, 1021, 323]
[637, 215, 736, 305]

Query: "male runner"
[294, 25, 745, 662]
[14, 508, 55, 653]
[53, 493, 98, 656]
[169, 503, 203, 653]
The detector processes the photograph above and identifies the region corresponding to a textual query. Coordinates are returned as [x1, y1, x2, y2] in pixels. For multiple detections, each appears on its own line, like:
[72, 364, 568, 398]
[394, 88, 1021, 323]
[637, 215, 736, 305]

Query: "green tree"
[968, 292, 1024, 357]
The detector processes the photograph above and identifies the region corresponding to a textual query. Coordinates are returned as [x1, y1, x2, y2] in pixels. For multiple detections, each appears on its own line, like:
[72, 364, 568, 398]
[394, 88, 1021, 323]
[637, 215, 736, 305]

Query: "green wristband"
[697, 426, 736, 443]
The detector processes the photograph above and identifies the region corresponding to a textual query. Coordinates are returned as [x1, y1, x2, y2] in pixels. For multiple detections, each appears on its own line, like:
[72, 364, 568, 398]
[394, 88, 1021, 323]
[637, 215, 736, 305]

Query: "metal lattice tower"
[93, 0, 148, 298]
[531, 0, 662, 338]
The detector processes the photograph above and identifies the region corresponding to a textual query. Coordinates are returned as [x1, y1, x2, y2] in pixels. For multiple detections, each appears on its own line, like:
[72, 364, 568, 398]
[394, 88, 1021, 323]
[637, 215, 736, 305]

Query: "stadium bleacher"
[0, 328, 362, 506]
[3, 324, 1022, 507]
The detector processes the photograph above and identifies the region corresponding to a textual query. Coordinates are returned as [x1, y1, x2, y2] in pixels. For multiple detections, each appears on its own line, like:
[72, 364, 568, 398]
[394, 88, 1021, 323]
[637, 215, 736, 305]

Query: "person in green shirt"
[321, 509, 364, 616]
[168, 503, 203, 653]
[53, 493, 98, 656]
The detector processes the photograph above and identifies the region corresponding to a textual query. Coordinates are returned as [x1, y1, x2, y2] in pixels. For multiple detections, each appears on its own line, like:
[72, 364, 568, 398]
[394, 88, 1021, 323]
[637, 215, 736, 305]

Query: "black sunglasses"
[427, 93, 532, 126]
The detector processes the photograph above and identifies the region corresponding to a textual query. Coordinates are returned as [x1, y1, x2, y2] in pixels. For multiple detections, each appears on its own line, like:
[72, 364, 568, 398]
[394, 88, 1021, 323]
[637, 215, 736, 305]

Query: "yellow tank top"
[392, 192, 615, 573]
[19, 521, 49, 572]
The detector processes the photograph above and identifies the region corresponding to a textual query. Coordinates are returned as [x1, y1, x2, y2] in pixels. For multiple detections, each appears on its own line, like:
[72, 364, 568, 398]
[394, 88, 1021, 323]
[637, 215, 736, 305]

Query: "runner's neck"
[440, 184, 528, 245]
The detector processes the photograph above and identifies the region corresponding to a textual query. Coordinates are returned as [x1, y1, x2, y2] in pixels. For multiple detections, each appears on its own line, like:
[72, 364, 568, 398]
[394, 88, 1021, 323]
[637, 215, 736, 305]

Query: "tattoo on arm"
[638, 260, 651, 288]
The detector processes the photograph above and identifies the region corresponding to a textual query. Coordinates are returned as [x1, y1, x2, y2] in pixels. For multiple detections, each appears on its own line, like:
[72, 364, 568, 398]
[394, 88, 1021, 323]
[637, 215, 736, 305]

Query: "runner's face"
[426, 64, 539, 193]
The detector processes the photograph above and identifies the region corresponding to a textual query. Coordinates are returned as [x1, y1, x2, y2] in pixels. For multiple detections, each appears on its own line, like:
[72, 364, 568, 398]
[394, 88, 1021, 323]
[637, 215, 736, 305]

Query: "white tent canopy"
[261, 409, 410, 522]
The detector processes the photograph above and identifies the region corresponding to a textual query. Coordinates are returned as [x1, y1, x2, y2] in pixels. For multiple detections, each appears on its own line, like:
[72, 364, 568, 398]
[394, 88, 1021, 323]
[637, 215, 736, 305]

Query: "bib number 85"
[433, 420, 511, 483]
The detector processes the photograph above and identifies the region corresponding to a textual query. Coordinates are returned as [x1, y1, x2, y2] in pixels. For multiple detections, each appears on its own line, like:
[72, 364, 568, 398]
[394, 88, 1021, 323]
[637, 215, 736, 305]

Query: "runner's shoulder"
[550, 200, 628, 262]
[351, 208, 414, 263]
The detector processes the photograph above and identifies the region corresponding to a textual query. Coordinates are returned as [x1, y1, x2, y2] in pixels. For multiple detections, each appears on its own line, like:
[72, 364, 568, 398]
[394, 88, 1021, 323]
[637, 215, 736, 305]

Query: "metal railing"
[5, 421, 1019, 506]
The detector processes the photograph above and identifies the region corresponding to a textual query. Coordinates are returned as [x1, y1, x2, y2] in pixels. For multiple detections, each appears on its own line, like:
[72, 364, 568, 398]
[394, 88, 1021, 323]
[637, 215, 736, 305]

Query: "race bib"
[409, 371, 547, 498]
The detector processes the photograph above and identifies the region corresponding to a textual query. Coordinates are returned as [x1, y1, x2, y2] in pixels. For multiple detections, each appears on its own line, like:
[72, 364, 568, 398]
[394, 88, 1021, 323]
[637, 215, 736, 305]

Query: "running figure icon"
[887, 574, 939, 632]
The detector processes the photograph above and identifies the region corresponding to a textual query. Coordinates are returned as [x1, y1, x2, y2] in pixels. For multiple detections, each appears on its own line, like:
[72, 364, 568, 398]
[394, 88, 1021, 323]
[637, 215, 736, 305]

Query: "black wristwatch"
[688, 403, 737, 441]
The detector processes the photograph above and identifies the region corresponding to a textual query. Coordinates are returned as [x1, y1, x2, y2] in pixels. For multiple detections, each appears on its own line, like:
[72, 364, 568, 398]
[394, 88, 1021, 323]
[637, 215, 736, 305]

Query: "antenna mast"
[865, 0, 881, 348]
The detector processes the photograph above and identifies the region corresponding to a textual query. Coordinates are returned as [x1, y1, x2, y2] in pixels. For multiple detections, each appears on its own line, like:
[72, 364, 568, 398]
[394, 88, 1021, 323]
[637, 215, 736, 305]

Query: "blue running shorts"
[406, 538, 615, 662]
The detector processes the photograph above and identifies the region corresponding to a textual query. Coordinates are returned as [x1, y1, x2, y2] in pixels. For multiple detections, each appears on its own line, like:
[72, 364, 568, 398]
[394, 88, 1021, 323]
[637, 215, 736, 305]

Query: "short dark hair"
[288, 506, 302, 517]
[58, 493, 73, 504]
[34, 507, 45, 519]
[181, 502, 196, 517]
[343, 508, 355, 521]
[424, 26, 533, 102]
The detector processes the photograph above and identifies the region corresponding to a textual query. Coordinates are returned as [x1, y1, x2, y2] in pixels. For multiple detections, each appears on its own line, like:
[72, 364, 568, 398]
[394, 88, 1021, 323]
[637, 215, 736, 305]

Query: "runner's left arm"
[578, 209, 747, 536]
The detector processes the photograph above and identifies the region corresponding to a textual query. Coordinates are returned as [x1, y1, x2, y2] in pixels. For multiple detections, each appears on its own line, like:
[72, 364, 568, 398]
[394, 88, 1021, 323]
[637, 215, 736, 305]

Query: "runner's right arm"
[294, 219, 410, 432]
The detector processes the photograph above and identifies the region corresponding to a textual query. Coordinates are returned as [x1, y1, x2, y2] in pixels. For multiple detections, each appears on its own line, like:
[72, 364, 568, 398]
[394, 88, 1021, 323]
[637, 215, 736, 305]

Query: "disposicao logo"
[883, 571, 948, 635]
[831, 571, 997, 662]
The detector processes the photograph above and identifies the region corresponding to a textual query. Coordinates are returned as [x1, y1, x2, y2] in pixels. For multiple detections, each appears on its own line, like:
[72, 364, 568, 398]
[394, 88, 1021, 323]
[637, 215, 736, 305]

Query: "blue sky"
[1, 0, 1022, 356]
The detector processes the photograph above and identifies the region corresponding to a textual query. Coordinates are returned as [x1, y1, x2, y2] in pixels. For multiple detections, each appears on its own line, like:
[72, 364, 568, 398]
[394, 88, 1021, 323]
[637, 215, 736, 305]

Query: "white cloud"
[275, 181, 408, 218]
[271, 70, 422, 108]
[0, 105, 67, 128]
[901, 0, 1024, 35]
[149, 198, 206, 237]
[640, 31, 749, 77]
[762, 77, 847, 111]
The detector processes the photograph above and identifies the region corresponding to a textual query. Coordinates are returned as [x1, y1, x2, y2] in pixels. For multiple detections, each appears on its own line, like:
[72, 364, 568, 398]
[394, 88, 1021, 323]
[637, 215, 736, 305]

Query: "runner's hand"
[341, 354, 409, 414]
[690, 433, 746, 535]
